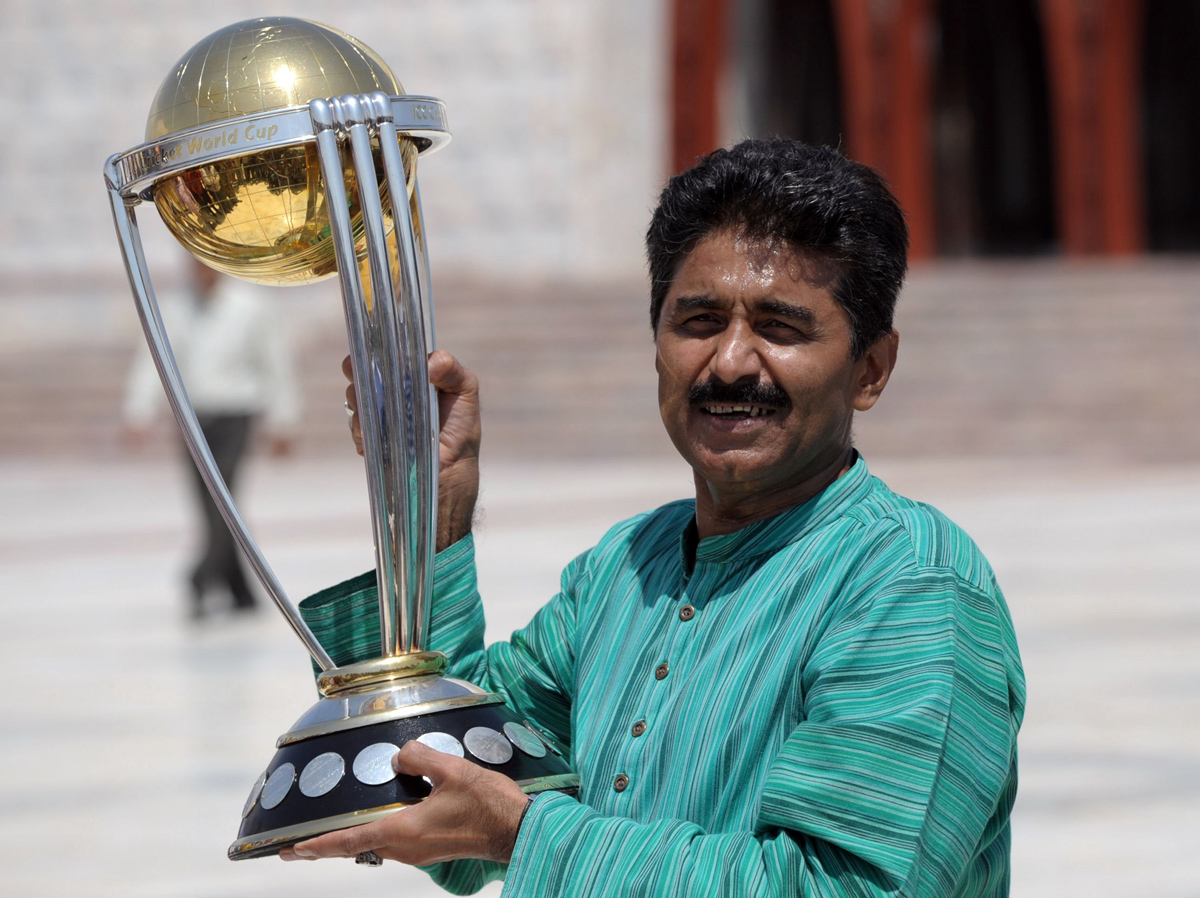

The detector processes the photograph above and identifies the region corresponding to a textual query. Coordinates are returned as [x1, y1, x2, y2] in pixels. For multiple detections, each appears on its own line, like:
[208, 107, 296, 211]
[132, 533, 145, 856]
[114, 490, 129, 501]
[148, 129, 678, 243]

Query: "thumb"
[287, 817, 390, 860]
[428, 350, 476, 397]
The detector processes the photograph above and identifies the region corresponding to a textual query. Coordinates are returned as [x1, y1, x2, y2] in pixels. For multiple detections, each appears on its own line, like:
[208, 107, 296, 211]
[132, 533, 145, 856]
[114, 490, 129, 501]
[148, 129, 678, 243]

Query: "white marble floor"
[1, 455, 1197, 897]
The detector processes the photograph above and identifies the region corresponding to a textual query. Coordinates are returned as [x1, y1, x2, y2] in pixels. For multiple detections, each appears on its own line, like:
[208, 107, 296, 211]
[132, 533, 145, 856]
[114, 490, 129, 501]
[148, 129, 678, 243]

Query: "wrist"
[437, 462, 480, 551]
[437, 502, 477, 551]
[488, 789, 533, 863]
[517, 794, 535, 831]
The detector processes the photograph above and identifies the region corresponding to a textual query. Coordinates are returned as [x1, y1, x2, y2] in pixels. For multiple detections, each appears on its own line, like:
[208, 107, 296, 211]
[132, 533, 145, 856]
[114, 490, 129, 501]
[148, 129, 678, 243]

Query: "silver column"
[371, 92, 438, 656]
[310, 95, 438, 658]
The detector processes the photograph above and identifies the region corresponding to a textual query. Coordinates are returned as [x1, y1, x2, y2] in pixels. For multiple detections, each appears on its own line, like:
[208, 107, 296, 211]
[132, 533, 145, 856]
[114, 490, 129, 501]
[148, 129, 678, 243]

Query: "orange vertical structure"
[831, 0, 937, 259]
[671, 0, 728, 175]
[1040, 0, 1145, 254]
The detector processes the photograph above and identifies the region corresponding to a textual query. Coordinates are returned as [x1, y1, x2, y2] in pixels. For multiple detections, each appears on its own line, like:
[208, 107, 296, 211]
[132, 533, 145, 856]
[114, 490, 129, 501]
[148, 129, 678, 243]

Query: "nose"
[709, 319, 763, 384]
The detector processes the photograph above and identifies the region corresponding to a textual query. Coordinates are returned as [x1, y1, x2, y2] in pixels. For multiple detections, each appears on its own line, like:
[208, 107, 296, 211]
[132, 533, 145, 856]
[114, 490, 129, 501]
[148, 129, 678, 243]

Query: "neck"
[693, 445, 855, 540]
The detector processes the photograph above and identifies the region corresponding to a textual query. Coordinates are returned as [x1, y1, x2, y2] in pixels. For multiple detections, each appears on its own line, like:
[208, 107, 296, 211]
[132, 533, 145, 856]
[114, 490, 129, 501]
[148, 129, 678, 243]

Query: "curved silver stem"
[410, 184, 442, 652]
[103, 161, 335, 672]
[411, 182, 439, 351]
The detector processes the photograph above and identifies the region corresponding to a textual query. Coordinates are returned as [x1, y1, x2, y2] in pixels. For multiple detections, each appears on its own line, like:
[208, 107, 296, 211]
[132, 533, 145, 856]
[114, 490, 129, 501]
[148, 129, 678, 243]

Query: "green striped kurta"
[299, 455, 1025, 897]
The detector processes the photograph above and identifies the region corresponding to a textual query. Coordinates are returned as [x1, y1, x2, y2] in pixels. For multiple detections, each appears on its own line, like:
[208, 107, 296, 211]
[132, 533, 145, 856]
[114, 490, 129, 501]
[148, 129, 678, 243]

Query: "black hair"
[646, 139, 908, 358]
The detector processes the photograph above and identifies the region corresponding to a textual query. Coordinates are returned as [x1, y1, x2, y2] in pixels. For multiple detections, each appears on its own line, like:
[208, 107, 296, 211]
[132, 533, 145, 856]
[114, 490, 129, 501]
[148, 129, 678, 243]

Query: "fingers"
[345, 350, 475, 406]
[341, 358, 363, 456]
[342, 352, 478, 461]
[347, 350, 476, 397]
[346, 398, 363, 457]
[393, 739, 463, 790]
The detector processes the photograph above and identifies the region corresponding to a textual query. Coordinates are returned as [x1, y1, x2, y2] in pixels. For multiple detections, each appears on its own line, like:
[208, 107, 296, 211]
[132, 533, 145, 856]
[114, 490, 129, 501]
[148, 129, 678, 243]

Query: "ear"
[852, 330, 898, 412]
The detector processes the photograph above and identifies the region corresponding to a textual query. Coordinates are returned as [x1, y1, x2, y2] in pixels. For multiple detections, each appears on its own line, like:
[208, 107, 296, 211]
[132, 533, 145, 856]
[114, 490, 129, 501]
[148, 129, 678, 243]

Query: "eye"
[675, 312, 724, 334]
[758, 318, 810, 342]
[760, 318, 796, 333]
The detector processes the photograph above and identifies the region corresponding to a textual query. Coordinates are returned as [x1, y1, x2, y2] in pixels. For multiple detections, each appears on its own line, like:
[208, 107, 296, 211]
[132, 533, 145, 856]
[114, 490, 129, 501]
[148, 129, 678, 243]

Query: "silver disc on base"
[299, 752, 346, 798]
[260, 763, 296, 810]
[464, 726, 514, 765]
[504, 722, 548, 758]
[418, 731, 465, 757]
[353, 743, 401, 785]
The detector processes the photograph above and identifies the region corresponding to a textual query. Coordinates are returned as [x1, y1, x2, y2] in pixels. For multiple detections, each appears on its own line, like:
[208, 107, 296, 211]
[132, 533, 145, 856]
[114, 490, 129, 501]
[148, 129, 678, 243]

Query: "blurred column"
[671, 0, 729, 174]
[1040, 0, 1146, 254]
[831, 0, 937, 259]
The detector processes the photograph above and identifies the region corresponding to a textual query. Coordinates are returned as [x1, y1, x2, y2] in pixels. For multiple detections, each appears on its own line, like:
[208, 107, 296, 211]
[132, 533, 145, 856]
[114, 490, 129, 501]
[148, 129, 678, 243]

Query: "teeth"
[704, 404, 771, 417]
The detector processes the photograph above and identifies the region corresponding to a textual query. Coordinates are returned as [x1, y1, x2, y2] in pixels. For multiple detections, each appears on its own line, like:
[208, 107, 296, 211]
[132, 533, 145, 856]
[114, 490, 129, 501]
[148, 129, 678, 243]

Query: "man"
[284, 140, 1025, 897]
[123, 257, 299, 616]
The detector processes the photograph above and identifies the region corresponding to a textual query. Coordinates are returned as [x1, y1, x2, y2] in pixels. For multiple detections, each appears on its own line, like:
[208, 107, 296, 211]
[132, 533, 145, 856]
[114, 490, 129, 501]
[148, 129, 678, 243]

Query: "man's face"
[655, 229, 876, 496]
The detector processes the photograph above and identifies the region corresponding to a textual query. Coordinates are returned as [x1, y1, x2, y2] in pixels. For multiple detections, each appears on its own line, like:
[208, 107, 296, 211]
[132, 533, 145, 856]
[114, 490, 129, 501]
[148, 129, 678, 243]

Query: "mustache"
[688, 379, 791, 409]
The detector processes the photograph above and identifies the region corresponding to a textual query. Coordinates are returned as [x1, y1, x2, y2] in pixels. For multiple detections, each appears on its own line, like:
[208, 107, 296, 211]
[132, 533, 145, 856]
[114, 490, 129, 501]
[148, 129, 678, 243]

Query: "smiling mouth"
[699, 404, 778, 419]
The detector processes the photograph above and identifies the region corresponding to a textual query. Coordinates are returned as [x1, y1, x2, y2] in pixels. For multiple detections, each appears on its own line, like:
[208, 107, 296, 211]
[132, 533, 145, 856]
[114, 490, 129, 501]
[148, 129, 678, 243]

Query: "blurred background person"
[121, 257, 300, 618]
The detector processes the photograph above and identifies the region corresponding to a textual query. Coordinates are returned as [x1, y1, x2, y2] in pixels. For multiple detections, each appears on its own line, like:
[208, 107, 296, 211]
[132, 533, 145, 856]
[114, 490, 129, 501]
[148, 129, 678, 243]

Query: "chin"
[689, 447, 778, 485]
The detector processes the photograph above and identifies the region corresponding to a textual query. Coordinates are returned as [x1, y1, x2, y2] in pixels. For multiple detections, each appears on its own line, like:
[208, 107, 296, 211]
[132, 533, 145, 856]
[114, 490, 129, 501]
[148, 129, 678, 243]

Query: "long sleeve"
[299, 535, 581, 754]
[497, 563, 1021, 898]
[418, 539, 588, 895]
[425, 537, 582, 757]
[298, 537, 487, 668]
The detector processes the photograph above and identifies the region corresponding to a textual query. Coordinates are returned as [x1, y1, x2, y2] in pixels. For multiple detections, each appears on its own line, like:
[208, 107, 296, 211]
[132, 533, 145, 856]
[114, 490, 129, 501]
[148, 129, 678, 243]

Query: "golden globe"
[145, 17, 417, 285]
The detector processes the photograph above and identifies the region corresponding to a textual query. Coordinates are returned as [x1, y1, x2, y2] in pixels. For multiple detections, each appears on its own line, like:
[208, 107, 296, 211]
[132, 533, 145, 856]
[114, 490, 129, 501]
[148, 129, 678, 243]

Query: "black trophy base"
[229, 700, 576, 860]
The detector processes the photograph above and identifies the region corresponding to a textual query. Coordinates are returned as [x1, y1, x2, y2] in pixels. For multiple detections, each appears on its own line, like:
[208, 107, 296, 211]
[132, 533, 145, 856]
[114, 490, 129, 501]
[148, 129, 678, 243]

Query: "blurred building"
[3, 0, 1196, 293]
[676, 0, 1200, 258]
[1, 0, 1197, 463]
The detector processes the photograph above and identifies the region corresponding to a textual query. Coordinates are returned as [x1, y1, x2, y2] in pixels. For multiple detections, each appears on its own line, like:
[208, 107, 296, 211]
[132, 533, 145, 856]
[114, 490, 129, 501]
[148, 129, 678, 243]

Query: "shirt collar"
[682, 453, 872, 566]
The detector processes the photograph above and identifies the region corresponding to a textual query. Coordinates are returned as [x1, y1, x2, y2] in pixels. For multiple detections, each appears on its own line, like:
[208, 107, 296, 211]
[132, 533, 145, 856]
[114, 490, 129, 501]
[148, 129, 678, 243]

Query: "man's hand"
[280, 740, 528, 866]
[343, 351, 480, 550]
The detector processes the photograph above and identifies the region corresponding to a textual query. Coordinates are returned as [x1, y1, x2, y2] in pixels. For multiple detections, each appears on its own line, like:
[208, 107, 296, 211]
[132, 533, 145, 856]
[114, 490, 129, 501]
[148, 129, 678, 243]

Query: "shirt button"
[614, 774, 629, 792]
[679, 604, 695, 621]
[631, 720, 646, 737]
[654, 663, 669, 680]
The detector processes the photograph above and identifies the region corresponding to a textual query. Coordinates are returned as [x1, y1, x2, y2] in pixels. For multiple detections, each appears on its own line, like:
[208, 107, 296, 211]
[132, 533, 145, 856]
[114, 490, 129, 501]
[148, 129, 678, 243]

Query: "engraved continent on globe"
[148, 17, 418, 285]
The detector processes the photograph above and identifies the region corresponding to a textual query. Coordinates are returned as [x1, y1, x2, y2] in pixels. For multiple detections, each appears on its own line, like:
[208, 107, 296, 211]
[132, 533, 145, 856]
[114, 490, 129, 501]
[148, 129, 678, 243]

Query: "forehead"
[666, 230, 838, 309]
